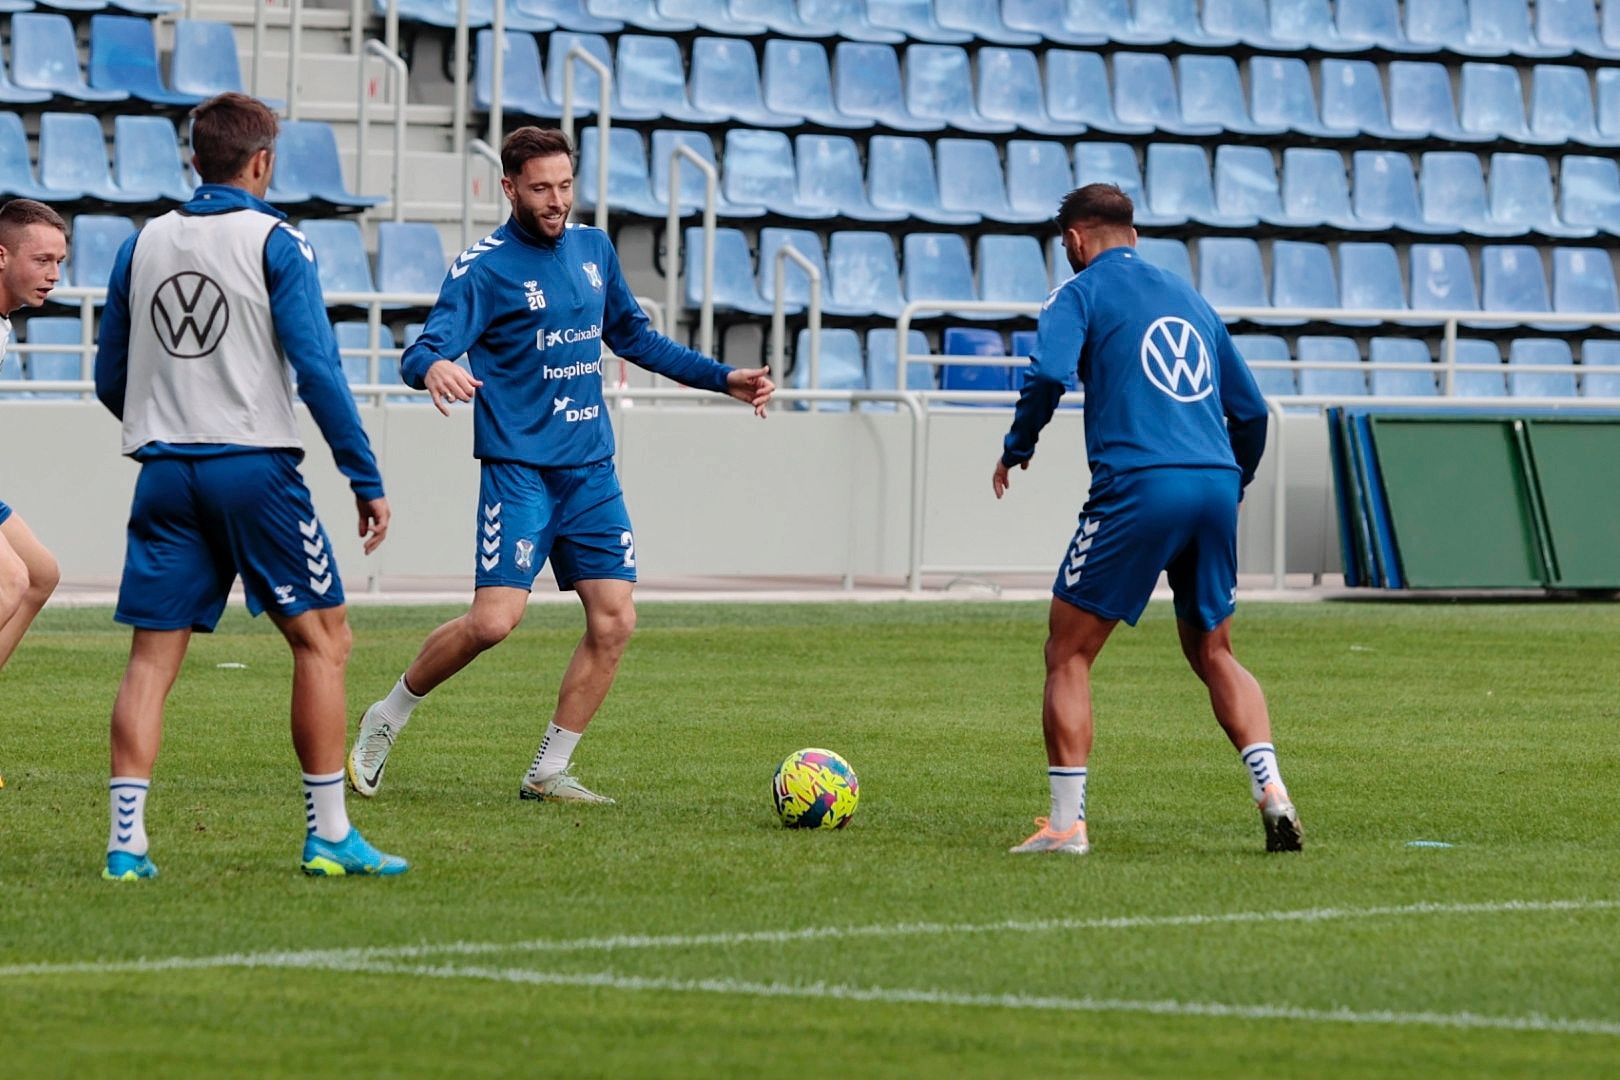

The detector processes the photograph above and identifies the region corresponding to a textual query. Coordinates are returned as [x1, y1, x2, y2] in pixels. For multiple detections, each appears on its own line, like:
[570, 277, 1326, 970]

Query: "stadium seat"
[1597, 68, 1620, 140]
[1388, 61, 1490, 142]
[798, 0, 906, 42]
[475, 29, 558, 120]
[690, 37, 801, 128]
[1269, 0, 1369, 52]
[1076, 144, 1191, 229]
[868, 136, 978, 226]
[1509, 339, 1578, 397]
[515, 0, 621, 31]
[1232, 334, 1297, 397]
[903, 233, 990, 320]
[1369, 338, 1438, 397]
[833, 43, 940, 132]
[1001, 0, 1109, 45]
[1280, 148, 1364, 231]
[300, 219, 377, 304]
[0, 112, 70, 201]
[1405, 0, 1510, 56]
[757, 227, 831, 316]
[587, 0, 695, 32]
[1201, 0, 1289, 50]
[904, 45, 1013, 135]
[333, 321, 400, 390]
[723, 130, 833, 222]
[1552, 247, 1620, 330]
[1581, 339, 1620, 396]
[1351, 150, 1449, 234]
[935, 0, 1040, 46]
[575, 127, 665, 218]
[976, 48, 1079, 137]
[1179, 55, 1286, 137]
[21, 316, 85, 390]
[789, 327, 865, 411]
[937, 140, 1035, 225]
[763, 40, 869, 130]
[11, 14, 129, 104]
[1480, 245, 1554, 330]
[1337, 0, 1429, 52]
[380, 0, 492, 29]
[1449, 339, 1508, 396]
[829, 231, 904, 319]
[113, 116, 193, 204]
[650, 130, 764, 218]
[1006, 141, 1073, 223]
[1135, 237, 1193, 284]
[547, 33, 649, 121]
[1196, 237, 1268, 323]
[268, 121, 382, 212]
[69, 214, 135, 303]
[1049, 236, 1076, 286]
[375, 221, 447, 300]
[1319, 59, 1401, 139]
[1538, 0, 1620, 58]
[1419, 152, 1526, 237]
[1409, 243, 1481, 321]
[794, 134, 905, 223]
[1296, 336, 1368, 397]
[977, 235, 1049, 309]
[1112, 53, 1221, 138]
[1213, 146, 1294, 228]
[940, 327, 1013, 402]
[0, 38, 52, 107]
[1530, 65, 1615, 147]
[89, 15, 203, 106]
[683, 226, 773, 316]
[1339, 242, 1411, 324]
[614, 35, 718, 124]
[730, 0, 841, 39]
[1459, 63, 1562, 146]
[1044, 51, 1152, 135]
[1270, 240, 1339, 326]
[1146, 144, 1255, 229]
[866, 0, 973, 43]
[866, 327, 935, 399]
[1489, 153, 1595, 239]
[39, 113, 149, 205]
[1131, 0, 1240, 46]
[1469, 0, 1569, 58]
[1248, 56, 1349, 139]
[1559, 155, 1620, 237]
[170, 20, 258, 102]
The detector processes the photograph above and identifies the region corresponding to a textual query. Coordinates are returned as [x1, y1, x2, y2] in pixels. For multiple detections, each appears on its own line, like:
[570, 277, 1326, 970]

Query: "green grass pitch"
[1, 600, 1617, 1077]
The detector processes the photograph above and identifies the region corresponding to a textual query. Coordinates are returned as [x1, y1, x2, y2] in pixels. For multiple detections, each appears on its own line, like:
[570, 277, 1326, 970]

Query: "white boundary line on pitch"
[2, 897, 1615, 980]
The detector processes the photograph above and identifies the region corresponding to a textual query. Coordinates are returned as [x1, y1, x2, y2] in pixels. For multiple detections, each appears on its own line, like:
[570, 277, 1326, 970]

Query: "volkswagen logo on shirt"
[1140, 316, 1212, 402]
[150, 272, 230, 358]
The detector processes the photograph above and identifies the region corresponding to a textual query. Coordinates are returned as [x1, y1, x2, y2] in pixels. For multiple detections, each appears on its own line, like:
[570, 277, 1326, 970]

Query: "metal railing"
[559, 46, 612, 234]
[354, 39, 408, 221]
[461, 138, 503, 247]
[769, 246, 821, 388]
[664, 145, 717, 358]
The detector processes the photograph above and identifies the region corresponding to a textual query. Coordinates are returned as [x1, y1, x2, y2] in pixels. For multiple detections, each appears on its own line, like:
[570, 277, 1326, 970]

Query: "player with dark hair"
[348, 126, 775, 805]
[0, 199, 68, 788]
[993, 183, 1302, 856]
[93, 92, 407, 879]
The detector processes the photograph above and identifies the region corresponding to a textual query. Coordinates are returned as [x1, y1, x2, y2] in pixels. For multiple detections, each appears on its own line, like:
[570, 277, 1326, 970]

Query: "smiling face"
[0, 222, 68, 315]
[502, 153, 575, 240]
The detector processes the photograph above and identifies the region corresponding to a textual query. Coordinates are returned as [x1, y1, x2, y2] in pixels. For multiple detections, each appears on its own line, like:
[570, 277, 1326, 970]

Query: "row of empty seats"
[473, 30, 1620, 148]
[0, 15, 252, 108]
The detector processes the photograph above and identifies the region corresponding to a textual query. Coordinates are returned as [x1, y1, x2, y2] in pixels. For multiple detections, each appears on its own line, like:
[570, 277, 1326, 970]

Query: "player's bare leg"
[0, 513, 60, 671]
[103, 628, 189, 879]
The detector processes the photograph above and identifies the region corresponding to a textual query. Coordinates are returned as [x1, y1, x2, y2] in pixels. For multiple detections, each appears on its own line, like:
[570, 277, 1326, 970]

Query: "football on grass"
[772, 748, 859, 829]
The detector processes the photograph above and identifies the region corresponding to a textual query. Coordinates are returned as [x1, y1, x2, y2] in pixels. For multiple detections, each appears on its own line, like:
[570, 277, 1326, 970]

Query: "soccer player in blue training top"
[93, 93, 407, 880]
[347, 127, 774, 805]
[0, 200, 67, 790]
[992, 183, 1302, 856]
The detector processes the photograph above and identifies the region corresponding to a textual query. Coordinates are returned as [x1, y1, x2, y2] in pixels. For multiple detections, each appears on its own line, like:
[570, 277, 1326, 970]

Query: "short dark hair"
[1056, 183, 1135, 231]
[190, 92, 279, 183]
[501, 127, 575, 176]
[0, 200, 68, 251]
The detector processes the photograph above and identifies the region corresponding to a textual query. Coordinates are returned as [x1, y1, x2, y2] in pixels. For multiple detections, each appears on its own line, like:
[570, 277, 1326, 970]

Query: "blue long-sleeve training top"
[401, 217, 734, 468]
[1002, 246, 1268, 491]
[94, 184, 384, 500]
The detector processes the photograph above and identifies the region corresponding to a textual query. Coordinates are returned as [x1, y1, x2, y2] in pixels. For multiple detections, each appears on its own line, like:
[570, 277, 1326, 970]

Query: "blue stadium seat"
[833, 43, 939, 132]
[11, 14, 128, 104]
[866, 328, 935, 398]
[1075, 143, 1183, 227]
[1319, 59, 1401, 139]
[1178, 55, 1285, 136]
[798, 0, 906, 42]
[379, 0, 491, 29]
[586, 0, 694, 31]
[69, 214, 135, 303]
[300, 219, 376, 304]
[829, 232, 904, 319]
[1409, 243, 1481, 322]
[1581, 339, 1620, 396]
[1559, 155, 1620, 237]
[1135, 237, 1193, 284]
[1337, 0, 1429, 52]
[683, 226, 772, 316]
[1146, 144, 1256, 229]
[1131, 0, 1240, 46]
[0, 113, 70, 200]
[170, 20, 258, 102]
[1509, 339, 1578, 397]
[1268, 0, 1368, 52]
[474, 30, 556, 119]
[575, 127, 665, 218]
[868, 136, 978, 226]
[1201, 0, 1289, 50]
[650, 129, 764, 218]
[548, 33, 647, 120]
[1280, 148, 1363, 231]
[1232, 334, 1296, 397]
[1009, 330, 1038, 363]
[1248, 56, 1348, 138]
[1339, 242, 1411, 324]
[107, 0, 184, 14]
[89, 15, 202, 106]
[730, 0, 841, 38]
[977, 235, 1049, 308]
[1552, 247, 1620, 329]
[1213, 146, 1294, 228]
[789, 328, 865, 411]
[1537, 0, 1620, 59]
[1419, 151, 1526, 237]
[21, 316, 85, 391]
[1006, 140, 1072, 223]
[0, 37, 52, 106]
[1196, 238, 1268, 323]
[866, 0, 973, 43]
[333, 321, 399, 388]
[937, 140, 1036, 225]
[1530, 65, 1616, 147]
[375, 221, 447, 299]
[690, 37, 801, 128]
[934, 0, 1041, 46]
[1297, 336, 1368, 397]
[113, 116, 193, 204]
[724, 129, 833, 222]
[1369, 338, 1438, 397]
[40, 113, 149, 205]
[763, 40, 869, 130]
[756, 227, 825, 317]
[1459, 63, 1561, 145]
[904, 45, 1013, 135]
[1389, 61, 1489, 142]
[1450, 339, 1508, 396]
[1112, 53, 1221, 137]
[268, 121, 382, 212]
[1480, 244, 1554, 330]
[1469, 0, 1569, 58]
[1489, 153, 1595, 239]
[1270, 240, 1339, 326]
[940, 327, 1013, 402]
[515, 0, 621, 31]
[904, 233, 992, 320]
[1001, 0, 1109, 45]
[614, 35, 717, 123]
[1049, 236, 1076, 286]
[1045, 51, 1152, 135]
[1406, 0, 1510, 56]
[1351, 150, 1449, 234]
[976, 48, 1079, 137]
[1598, 68, 1620, 140]
[794, 134, 904, 223]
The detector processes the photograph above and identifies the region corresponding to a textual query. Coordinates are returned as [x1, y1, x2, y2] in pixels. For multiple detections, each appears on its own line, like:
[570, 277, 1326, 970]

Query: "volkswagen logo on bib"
[1140, 316, 1212, 402]
[151, 272, 230, 359]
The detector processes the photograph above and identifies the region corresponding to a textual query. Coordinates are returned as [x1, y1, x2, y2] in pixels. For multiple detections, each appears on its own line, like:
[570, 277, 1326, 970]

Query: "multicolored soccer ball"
[772, 748, 859, 829]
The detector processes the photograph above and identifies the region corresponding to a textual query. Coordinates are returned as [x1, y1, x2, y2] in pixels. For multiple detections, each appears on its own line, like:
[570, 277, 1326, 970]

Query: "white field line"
[1, 897, 1615, 981]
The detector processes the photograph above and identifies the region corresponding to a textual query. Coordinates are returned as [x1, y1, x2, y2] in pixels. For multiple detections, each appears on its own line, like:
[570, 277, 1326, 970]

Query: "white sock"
[302, 771, 351, 842]
[526, 722, 582, 783]
[1048, 767, 1088, 831]
[375, 674, 426, 727]
[108, 777, 150, 856]
[1239, 742, 1287, 802]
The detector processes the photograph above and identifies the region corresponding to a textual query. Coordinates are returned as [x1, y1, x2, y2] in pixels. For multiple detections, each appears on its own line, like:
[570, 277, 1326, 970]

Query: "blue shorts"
[116, 452, 345, 632]
[0, 498, 11, 527]
[1052, 466, 1240, 631]
[476, 459, 636, 591]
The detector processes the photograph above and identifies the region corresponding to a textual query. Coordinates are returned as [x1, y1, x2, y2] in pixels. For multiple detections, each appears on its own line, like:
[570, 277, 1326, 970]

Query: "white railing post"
[286, 0, 304, 120]
[559, 46, 612, 234]
[769, 245, 820, 390]
[489, 0, 505, 151]
[451, 0, 469, 162]
[252, 0, 267, 99]
[1441, 317, 1458, 396]
[463, 138, 503, 247]
[664, 145, 717, 358]
[1266, 396, 1287, 590]
[355, 40, 408, 221]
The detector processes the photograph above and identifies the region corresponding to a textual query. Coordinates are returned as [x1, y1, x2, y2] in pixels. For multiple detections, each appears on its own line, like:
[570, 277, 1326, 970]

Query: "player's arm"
[92, 232, 141, 419]
[996, 285, 1084, 497]
[398, 258, 494, 415]
[1214, 324, 1268, 491]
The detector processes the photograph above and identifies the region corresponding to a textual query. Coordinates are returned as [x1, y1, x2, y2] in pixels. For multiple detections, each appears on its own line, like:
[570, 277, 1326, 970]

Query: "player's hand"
[992, 458, 1027, 500]
[424, 359, 481, 417]
[726, 367, 775, 418]
[357, 495, 390, 554]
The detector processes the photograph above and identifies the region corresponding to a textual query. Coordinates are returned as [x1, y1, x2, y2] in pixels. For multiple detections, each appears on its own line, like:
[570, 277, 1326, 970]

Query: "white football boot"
[347, 703, 398, 798]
